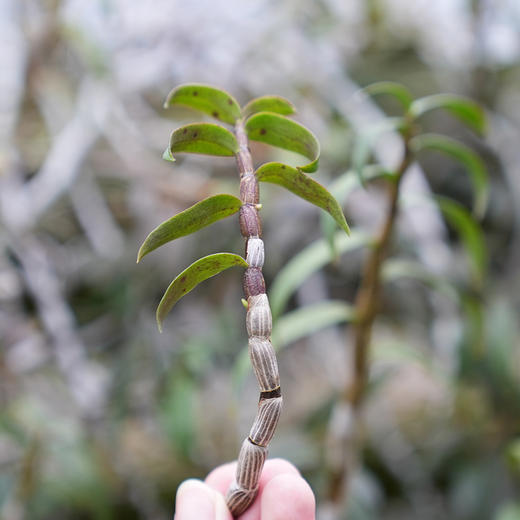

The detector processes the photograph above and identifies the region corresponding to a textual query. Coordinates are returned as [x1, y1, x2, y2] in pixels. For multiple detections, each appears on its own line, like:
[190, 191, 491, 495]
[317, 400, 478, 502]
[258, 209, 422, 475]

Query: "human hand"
[174, 458, 315, 519]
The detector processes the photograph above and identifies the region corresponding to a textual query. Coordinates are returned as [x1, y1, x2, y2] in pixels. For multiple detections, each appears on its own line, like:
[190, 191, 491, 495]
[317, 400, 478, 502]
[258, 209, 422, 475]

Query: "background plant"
[1, 1, 520, 519]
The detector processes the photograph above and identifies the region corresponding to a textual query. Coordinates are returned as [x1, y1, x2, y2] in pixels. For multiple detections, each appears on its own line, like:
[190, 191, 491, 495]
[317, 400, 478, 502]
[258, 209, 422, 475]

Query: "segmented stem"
[225, 120, 282, 517]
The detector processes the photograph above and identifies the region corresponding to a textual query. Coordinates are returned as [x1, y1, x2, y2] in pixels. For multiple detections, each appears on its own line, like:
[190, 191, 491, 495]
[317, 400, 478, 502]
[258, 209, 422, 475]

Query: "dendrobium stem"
[225, 120, 282, 517]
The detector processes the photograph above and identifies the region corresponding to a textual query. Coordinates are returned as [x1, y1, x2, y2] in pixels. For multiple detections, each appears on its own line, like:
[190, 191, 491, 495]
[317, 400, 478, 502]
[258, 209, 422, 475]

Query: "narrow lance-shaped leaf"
[436, 196, 487, 288]
[137, 194, 242, 262]
[321, 167, 394, 256]
[245, 112, 320, 173]
[362, 81, 414, 112]
[410, 133, 488, 218]
[164, 84, 241, 125]
[353, 117, 406, 184]
[269, 231, 370, 319]
[255, 162, 350, 236]
[157, 253, 248, 332]
[402, 194, 487, 287]
[409, 94, 487, 136]
[167, 122, 238, 159]
[272, 301, 355, 349]
[242, 95, 296, 119]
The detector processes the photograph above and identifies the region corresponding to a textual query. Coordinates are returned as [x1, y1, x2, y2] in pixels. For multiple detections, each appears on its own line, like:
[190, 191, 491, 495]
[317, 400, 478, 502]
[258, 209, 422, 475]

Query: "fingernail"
[175, 479, 215, 519]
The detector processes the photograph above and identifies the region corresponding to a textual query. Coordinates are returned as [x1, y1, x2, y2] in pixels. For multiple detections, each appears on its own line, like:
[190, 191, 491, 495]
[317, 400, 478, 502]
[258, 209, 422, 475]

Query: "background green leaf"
[245, 112, 320, 172]
[363, 81, 414, 111]
[168, 122, 238, 158]
[411, 133, 489, 218]
[137, 194, 242, 262]
[242, 95, 296, 118]
[495, 504, 520, 520]
[164, 83, 241, 125]
[353, 117, 405, 184]
[321, 167, 394, 256]
[269, 231, 370, 319]
[255, 162, 350, 236]
[436, 196, 487, 288]
[410, 94, 487, 135]
[272, 301, 355, 348]
[156, 253, 248, 332]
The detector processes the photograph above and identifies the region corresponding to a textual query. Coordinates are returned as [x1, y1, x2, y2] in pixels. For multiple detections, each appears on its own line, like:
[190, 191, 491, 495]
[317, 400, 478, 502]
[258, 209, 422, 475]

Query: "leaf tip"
[156, 313, 164, 333]
[136, 243, 147, 263]
[162, 147, 175, 162]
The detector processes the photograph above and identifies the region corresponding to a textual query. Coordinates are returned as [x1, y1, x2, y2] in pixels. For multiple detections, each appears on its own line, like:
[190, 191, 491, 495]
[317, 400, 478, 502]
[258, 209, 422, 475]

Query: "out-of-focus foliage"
[1, 1, 519, 519]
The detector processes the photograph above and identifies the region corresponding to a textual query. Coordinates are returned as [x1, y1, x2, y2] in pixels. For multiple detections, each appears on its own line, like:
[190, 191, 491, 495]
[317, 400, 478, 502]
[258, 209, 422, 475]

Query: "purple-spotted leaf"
[242, 95, 296, 119]
[255, 162, 350, 235]
[410, 94, 486, 136]
[167, 123, 238, 158]
[157, 253, 248, 332]
[164, 84, 241, 125]
[363, 81, 414, 112]
[137, 194, 242, 262]
[245, 112, 320, 173]
[410, 134, 488, 218]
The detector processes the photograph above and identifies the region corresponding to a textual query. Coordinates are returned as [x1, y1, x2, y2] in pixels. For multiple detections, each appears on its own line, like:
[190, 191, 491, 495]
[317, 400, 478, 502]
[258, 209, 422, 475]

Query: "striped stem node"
[225, 120, 282, 517]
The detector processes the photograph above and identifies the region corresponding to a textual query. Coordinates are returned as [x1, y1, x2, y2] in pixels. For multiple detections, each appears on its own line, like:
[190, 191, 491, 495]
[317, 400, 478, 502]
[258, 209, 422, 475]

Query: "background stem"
[328, 136, 413, 507]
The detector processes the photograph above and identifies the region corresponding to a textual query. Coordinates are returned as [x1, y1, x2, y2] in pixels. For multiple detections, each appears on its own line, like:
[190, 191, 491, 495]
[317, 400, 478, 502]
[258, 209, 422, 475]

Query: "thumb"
[175, 479, 232, 520]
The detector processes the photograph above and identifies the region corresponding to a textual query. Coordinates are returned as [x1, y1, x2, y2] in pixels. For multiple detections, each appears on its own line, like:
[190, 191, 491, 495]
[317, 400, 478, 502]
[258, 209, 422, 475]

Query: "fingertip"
[214, 490, 233, 520]
[205, 461, 237, 494]
[175, 479, 215, 519]
[261, 474, 315, 520]
[176, 479, 233, 520]
[264, 458, 301, 476]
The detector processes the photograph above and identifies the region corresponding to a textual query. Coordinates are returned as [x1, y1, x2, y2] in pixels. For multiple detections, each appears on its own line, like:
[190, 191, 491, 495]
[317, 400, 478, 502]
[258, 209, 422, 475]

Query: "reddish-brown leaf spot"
[260, 128, 266, 135]
[183, 128, 188, 134]
[193, 132, 198, 138]
[212, 111, 219, 118]
[180, 276, 187, 283]
[227, 99, 233, 105]
[193, 91, 198, 96]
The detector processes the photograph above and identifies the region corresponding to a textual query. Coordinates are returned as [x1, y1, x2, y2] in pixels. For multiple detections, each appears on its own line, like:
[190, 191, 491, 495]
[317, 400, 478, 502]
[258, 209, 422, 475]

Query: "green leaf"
[270, 231, 370, 319]
[157, 253, 248, 332]
[255, 162, 350, 235]
[363, 81, 414, 111]
[168, 123, 238, 158]
[353, 118, 405, 184]
[272, 301, 355, 349]
[321, 168, 394, 256]
[164, 84, 241, 125]
[436, 196, 487, 287]
[410, 134, 488, 218]
[137, 194, 242, 262]
[495, 503, 520, 520]
[242, 95, 296, 119]
[409, 94, 487, 135]
[245, 112, 320, 173]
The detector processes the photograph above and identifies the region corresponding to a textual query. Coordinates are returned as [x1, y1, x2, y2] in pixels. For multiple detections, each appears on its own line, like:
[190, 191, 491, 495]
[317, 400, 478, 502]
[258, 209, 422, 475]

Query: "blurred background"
[1, 0, 520, 518]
